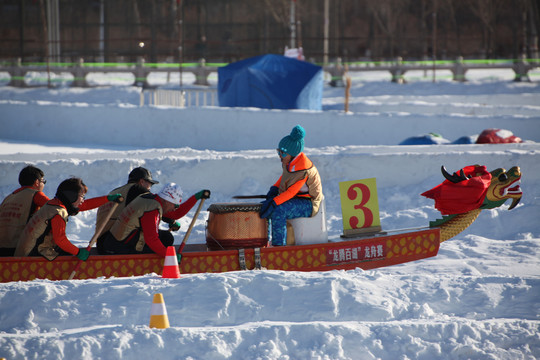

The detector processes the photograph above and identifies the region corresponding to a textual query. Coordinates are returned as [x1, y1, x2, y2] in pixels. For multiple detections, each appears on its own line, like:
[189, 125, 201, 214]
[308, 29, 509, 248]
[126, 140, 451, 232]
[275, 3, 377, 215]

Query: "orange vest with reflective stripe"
[273, 152, 323, 217]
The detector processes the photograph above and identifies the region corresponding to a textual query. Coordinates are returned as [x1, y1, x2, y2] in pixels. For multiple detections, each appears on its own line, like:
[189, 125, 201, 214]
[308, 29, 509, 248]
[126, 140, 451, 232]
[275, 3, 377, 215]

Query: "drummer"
[259, 125, 323, 246]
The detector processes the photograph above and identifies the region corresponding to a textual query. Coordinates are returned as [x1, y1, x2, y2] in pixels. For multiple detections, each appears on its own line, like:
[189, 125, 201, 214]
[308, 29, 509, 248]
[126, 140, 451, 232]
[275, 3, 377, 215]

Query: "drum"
[206, 203, 268, 251]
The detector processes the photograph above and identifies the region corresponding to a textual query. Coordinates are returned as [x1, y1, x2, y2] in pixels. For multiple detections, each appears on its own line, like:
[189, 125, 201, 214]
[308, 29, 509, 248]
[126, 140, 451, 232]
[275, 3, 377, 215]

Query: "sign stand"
[341, 225, 385, 239]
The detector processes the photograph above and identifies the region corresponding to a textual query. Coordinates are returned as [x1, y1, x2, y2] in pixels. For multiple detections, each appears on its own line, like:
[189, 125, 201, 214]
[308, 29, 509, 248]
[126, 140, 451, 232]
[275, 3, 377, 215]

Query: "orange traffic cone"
[149, 293, 170, 329]
[162, 246, 181, 279]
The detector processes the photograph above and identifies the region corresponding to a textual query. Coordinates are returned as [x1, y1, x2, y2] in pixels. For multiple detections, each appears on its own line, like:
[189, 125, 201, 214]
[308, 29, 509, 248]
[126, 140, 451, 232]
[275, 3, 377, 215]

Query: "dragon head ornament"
[482, 166, 522, 210]
[423, 165, 523, 241]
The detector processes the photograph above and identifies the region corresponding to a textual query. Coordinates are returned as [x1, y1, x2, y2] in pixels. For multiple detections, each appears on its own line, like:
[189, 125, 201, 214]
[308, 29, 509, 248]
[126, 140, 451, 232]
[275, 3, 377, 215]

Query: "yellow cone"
[149, 293, 170, 329]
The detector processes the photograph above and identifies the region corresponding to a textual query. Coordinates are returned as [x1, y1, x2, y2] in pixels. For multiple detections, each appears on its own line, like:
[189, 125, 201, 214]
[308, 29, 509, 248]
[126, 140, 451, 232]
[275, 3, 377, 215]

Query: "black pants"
[0, 248, 15, 257]
[99, 230, 174, 255]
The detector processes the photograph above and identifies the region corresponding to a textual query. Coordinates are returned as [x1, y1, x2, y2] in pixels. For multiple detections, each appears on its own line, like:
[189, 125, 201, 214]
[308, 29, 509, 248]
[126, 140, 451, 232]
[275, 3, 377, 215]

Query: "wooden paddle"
[68, 202, 119, 280]
[177, 197, 206, 256]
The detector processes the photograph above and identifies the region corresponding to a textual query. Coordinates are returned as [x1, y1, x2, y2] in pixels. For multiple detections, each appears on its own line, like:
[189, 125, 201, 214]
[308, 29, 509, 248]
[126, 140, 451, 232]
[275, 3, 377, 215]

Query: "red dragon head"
[439, 165, 522, 211]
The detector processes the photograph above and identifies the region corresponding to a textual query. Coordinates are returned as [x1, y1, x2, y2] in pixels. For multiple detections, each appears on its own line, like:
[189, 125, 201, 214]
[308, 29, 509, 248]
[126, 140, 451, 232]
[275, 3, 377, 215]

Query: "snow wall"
[2, 103, 540, 150]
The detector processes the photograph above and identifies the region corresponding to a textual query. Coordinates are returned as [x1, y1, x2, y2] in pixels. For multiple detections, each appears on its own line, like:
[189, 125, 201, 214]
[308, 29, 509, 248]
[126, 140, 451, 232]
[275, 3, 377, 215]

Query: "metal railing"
[1, 56, 538, 89]
[141, 88, 217, 108]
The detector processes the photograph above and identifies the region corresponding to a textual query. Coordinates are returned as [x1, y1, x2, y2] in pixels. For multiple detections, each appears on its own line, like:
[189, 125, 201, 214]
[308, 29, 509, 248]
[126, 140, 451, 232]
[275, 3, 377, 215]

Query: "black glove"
[260, 200, 276, 219]
[266, 186, 279, 200]
[162, 217, 180, 231]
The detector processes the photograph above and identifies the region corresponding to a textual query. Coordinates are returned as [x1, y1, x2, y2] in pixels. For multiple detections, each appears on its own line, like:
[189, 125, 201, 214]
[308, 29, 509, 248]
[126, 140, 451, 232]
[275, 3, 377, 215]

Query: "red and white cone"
[162, 246, 181, 279]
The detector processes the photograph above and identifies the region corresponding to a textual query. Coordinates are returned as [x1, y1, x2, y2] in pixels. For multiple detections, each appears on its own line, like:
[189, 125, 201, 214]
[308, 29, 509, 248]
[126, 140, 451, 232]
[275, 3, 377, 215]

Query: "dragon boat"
[0, 165, 522, 283]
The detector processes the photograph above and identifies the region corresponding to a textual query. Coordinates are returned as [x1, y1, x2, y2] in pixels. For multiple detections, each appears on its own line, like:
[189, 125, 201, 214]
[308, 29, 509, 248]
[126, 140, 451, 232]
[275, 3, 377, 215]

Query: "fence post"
[7, 58, 26, 87]
[194, 58, 211, 86]
[513, 54, 531, 82]
[452, 56, 467, 82]
[328, 57, 345, 87]
[135, 57, 150, 87]
[72, 58, 89, 87]
[390, 57, 406, 83]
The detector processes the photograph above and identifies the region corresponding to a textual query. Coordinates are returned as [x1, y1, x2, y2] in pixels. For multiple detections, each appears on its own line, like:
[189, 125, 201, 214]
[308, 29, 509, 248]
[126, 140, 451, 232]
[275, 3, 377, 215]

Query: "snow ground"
[0, 68, 539, 359]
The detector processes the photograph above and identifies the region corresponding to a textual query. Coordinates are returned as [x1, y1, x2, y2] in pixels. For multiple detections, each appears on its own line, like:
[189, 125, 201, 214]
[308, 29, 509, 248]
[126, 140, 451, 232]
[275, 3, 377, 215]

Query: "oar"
[177, 197, 206, 256]
[68, 202, 119, 280]
[232, 195, 266, 199]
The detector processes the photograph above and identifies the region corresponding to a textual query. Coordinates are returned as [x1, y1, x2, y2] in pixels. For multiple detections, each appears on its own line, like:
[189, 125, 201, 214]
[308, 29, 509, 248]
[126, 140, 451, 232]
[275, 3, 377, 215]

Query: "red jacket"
[138, 195, 197, 257]
[49, 196, 108, 255]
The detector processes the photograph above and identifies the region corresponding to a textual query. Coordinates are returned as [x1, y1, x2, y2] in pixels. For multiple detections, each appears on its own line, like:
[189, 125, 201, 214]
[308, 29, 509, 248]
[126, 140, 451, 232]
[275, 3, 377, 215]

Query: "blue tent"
[218, 54, 323, 110]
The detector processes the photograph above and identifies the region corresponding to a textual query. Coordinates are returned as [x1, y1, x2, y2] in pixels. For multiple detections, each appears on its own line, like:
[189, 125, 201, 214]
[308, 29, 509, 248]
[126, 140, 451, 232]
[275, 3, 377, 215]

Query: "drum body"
[206, 203, 268, 250]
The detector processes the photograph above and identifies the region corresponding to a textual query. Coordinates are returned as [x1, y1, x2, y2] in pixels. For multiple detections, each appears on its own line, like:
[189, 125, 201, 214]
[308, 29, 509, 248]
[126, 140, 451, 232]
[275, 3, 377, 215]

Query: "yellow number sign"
[339, 178, 381, 236]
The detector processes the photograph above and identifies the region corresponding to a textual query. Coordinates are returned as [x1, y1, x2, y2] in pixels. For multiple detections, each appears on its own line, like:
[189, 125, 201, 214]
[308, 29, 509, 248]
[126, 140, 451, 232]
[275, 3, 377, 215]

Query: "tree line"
[1, 0, 538, 63]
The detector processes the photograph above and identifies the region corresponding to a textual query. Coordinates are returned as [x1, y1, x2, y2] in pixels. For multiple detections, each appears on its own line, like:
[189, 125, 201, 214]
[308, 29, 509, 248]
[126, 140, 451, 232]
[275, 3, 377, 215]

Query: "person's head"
[56, 177, 88, 215]
[277, 125, 306, 165]
[157, 183, 183, 214]
[128, 167, 159, 190]
[19, 165, 46, 190]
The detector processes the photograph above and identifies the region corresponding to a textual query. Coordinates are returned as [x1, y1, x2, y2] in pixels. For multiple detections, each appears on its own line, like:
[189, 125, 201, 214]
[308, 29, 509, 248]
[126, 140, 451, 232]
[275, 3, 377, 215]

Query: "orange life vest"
[273, 152, 323, 217]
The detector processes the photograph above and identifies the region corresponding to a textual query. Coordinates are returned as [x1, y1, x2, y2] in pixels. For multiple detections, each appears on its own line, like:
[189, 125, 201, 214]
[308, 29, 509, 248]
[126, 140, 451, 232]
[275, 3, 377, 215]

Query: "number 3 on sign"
[339, 178, 381, 231]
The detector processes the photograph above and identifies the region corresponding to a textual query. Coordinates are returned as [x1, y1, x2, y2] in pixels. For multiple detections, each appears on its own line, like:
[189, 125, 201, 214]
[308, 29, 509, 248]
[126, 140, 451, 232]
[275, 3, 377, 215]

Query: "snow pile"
[0, 69, 539, 359]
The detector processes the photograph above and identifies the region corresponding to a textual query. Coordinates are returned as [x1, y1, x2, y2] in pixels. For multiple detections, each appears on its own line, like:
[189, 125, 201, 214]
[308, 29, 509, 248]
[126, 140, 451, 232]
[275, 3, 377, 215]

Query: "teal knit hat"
[278, 125, 305, 157]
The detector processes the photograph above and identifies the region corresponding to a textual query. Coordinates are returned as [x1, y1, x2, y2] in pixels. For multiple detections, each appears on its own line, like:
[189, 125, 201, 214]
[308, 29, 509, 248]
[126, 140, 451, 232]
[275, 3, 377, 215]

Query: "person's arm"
[33, 191, 50, 208]
[140, 209, 168, 257]
[51, 215, 79, 255]
[79, 194, 123, 211]
[79, 196, 109, 211]
[163, 195, 198, 220]
[273, 178, 307, 205]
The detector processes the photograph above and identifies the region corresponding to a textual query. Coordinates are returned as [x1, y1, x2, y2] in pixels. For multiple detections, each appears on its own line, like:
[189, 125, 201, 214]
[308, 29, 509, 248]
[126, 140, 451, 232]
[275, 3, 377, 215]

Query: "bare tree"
[263, 0, 306, 49]
[504, 0, 540, 59]
[468, 0, 506, 58]
[524, 0, 539, 58]
[263, 0, 291, 26]
[365, 0, 410, 58]
[439, 0, 465, 57]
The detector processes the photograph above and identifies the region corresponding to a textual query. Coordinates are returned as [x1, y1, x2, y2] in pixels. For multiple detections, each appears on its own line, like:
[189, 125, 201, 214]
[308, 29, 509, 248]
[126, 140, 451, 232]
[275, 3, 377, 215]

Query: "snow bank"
[1, 80, 539, 150]
[1, 72, 539, 360]
[1, 143, 538, 244]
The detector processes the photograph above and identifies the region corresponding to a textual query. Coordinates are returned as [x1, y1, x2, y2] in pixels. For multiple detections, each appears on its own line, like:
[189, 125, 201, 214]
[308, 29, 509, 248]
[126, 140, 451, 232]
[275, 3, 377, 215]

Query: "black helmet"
[128, 167, 159, 184]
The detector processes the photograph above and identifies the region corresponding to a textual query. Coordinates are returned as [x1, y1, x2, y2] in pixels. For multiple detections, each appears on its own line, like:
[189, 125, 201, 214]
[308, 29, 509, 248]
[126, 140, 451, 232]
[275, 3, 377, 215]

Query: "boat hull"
[0, 228, 439, 282]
